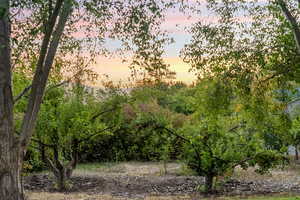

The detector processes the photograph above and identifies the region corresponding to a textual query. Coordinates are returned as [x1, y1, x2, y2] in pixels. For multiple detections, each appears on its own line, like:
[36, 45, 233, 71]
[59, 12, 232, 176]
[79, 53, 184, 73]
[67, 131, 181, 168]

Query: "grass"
[76, 162, 119, 171]
[74, 161, 183, 176]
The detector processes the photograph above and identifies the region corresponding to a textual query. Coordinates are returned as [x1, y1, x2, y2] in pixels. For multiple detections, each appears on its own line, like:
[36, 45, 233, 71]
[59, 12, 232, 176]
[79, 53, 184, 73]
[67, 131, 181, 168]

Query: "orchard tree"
[34, 86, 111, 191]
[179, 79, 287, 193]
[181, 0, 299, 156]
[0, 0, 174, 199]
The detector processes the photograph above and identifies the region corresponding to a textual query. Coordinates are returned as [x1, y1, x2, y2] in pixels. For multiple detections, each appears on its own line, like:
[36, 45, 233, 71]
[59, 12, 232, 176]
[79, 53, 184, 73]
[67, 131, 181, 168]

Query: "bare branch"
[158, 126, 203, 164]
[260, 67, 291, 83]
[46, 80, 69, 92]
[227, 122, 246, 133]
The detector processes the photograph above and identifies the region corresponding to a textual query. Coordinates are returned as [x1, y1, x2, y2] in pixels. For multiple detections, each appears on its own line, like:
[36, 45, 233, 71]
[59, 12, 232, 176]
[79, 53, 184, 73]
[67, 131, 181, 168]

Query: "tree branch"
[31, 138, 56, 148]
[160, 126, 203, 165]
[259, 67, 291, 83]
[78, 126, 115, 144]
[14, 67, 92, 105]
[297, 0, 300, 8]
[13, 85, 32, 104]
[277, 0, 300, 54]
[19, 0, 73, 150]
[159, 126, 190, 143]
[90, 98, 135, 122]
[90, 107, 119, 121]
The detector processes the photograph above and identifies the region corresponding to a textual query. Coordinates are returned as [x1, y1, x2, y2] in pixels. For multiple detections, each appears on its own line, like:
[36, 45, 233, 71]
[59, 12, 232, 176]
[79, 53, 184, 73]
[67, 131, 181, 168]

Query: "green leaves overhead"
[181, 0, 300, 94]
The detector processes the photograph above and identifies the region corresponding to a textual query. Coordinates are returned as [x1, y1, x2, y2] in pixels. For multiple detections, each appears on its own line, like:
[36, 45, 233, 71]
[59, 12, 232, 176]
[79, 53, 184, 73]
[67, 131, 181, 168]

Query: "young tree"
[0, 0, 173, 199]
[34, 86, 110, 191]
[180, 79, 286, 193]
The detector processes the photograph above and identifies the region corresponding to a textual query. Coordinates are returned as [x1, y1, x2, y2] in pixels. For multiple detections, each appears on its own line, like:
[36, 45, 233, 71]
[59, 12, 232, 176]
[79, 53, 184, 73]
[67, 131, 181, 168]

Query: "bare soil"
[24, 162, 300, 199]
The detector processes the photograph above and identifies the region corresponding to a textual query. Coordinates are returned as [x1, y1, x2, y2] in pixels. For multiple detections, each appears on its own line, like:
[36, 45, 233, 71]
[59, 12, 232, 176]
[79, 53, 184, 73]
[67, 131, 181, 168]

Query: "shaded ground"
[24, 162, 300, 199]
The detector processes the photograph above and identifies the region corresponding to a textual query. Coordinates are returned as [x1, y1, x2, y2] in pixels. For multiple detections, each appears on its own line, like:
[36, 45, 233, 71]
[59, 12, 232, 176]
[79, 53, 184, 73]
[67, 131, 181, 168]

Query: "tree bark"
[0, 0, 24, 199]
[44, 152, 77, 191]
[204, 174, 214, 194]
[295, 145, 299, 161]
[39, 138, 78, 191]
[0, 0, 73, 199]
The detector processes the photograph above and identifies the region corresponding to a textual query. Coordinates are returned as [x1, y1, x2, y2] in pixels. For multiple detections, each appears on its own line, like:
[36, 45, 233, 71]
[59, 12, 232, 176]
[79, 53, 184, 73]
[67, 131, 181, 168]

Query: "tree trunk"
[56, 167, 69, 192]
[0, 0, 24, 199]
[42, 140, 77, 192]
[0, 150, 24, 200]
[0, 0, 73, 199]
[47, 160, 75, 191]
[19, 0, 72, 152]
[295, 145, 299, 161]
[204, 174, 214, 194]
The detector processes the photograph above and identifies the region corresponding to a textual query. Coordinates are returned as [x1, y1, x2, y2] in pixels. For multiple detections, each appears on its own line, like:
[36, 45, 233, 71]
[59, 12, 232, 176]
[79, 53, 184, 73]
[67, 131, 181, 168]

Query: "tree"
[0, 0, 173, 199]
[179, 79, 286, 193]
[93, 84, 186, 162]
[34, 86, 110, 191]
[0, 0, 72, 199]
[181, 0, 300, 87]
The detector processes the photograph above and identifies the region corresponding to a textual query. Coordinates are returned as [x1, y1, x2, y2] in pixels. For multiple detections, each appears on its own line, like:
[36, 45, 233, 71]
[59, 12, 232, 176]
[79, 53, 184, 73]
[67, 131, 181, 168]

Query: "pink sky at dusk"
[93, 1, 256, 86]
[93, 10, 199, 85]
[94, 56, 196, 85]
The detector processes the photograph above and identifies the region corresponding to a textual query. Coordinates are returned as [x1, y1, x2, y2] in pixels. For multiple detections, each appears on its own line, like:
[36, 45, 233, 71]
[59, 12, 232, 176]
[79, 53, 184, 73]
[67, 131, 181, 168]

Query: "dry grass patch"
[232, 163, 300, 183]
[26, 192, 300, 200]
[27, 192, 128, 200]
[75, 162, 182, 177]
[26, 192, 193, 200]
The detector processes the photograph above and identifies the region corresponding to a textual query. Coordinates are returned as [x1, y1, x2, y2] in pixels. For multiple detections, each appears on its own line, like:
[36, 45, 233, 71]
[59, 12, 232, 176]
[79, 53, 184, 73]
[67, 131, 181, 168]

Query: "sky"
[92, 0, 259, 86]
[92, 4, 202, 85]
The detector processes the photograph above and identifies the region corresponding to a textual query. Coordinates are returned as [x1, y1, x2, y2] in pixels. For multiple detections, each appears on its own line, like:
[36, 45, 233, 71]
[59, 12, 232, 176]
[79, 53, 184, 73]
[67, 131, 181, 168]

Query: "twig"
[13, 85, 32, 104]
[31, 138, 56, 148]
[78, 126, 115, 144]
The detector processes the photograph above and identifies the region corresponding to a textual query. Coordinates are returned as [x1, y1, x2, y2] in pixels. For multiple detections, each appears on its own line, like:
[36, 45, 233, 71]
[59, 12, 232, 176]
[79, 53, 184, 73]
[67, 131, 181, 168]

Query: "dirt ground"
[25, 162, 300, 199]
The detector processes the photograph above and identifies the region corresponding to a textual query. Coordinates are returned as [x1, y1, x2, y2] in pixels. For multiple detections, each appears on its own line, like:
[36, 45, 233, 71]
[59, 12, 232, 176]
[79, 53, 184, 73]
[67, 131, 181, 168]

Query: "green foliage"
[179, 79, 287, 193]
[23, 147, 44, 173]
[79, 83, 188, 162]
[33, 85, 110, 170]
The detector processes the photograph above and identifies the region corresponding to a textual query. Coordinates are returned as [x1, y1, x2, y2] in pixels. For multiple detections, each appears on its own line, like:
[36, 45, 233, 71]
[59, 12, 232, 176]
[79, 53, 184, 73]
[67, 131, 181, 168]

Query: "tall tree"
[0, 0, 172, 199]
[0, 0, 72, 199]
